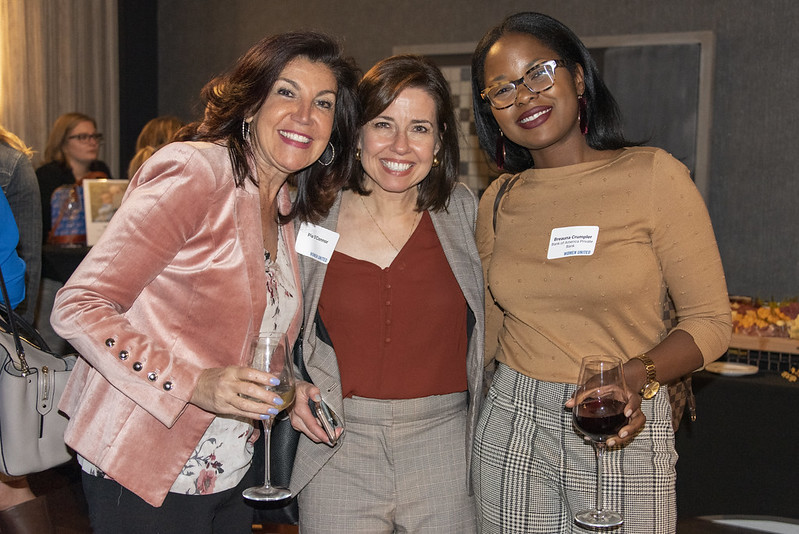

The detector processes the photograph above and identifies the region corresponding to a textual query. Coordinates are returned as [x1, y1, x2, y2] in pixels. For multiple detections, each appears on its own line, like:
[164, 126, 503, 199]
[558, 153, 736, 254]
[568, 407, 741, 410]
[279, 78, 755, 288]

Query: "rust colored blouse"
[318, 211, 468, 399]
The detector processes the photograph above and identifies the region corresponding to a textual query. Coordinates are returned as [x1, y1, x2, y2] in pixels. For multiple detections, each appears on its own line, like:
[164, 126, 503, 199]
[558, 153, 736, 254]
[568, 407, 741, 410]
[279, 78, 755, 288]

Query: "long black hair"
[178, 31, 360, 223]
[471, 12, 637, 173]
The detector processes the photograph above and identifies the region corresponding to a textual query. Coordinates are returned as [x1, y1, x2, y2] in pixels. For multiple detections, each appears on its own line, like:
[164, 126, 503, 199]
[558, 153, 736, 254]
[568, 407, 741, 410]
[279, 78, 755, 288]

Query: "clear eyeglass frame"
[481, 59, 567, 110]
[67, 133, 104, 144]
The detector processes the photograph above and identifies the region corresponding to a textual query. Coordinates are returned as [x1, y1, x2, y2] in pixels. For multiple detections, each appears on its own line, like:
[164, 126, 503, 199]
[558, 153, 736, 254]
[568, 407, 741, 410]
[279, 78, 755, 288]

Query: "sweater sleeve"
[650, 150, 732, 365]
[476, 175, 511, 368]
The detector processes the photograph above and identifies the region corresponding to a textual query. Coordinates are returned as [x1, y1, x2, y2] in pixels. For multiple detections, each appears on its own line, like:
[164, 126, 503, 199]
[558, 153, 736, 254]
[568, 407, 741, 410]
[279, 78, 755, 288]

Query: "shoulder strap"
[492, 174, 522, 233]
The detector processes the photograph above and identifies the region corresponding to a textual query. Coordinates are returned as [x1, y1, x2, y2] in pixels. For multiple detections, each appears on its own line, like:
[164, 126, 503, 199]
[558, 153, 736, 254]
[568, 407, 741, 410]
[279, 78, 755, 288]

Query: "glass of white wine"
[242, 332, 296, 502]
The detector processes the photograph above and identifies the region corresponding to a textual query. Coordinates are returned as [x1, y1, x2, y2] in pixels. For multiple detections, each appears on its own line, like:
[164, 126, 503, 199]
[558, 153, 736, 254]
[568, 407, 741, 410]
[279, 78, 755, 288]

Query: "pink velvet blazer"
[51, 141, 303, 506]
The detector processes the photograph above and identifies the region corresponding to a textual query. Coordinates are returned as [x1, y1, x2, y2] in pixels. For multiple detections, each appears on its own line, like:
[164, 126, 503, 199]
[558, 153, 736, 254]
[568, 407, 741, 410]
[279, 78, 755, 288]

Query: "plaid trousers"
[473, 364, 676, 533]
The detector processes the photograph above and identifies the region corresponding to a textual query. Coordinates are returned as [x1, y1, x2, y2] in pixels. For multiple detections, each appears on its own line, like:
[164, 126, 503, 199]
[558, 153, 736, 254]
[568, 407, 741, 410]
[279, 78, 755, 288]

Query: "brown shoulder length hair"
[348, 55, 460, 212]
[177, 31, 360, 224]
[43, 112, 98, 165]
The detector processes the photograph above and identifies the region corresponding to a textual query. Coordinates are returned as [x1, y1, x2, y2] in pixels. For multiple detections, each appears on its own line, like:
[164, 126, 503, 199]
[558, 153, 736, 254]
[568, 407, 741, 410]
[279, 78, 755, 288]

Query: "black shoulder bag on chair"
[0, 270, 75, 476]
[250, 327, 310, 525]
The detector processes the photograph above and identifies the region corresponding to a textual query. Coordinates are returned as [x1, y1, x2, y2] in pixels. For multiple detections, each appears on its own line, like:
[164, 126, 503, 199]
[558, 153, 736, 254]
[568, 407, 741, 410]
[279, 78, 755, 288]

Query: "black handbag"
[249, 327, 310, 525]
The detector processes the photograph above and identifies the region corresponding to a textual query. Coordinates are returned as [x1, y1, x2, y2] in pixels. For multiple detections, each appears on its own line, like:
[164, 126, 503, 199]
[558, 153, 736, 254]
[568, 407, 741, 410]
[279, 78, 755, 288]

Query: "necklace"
[360, 195, 420, 253]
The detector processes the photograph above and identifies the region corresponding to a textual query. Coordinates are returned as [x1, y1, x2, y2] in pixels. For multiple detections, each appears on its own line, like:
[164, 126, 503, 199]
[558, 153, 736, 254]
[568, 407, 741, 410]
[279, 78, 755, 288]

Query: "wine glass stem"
[263, 417, 274, 489]
[594, 442, 605, 512]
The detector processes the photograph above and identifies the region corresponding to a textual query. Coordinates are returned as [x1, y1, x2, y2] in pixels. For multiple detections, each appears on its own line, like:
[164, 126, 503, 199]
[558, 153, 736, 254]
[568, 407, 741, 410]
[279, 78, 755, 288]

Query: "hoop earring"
[578, 95, 588, 136]
[495, 130, 505, 170]
[319, 142, 335, 166]
[241, 120, 250, 142]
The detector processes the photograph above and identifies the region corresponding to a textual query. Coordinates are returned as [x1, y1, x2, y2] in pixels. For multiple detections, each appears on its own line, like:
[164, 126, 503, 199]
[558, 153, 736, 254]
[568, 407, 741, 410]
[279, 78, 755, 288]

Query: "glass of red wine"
[572, 354, 629, 528]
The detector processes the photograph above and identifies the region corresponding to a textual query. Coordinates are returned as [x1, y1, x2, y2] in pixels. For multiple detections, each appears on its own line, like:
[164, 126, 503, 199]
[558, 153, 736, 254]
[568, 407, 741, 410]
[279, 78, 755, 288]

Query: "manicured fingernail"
[273, 397, 284, 405]
[259, 414, 272, 420]
[267, 407, 279, 415]
[269, 377, 280, 386]
[607, 440, 616, 447]
[625, 409, 633, 417]
[619, 430, 628, 438]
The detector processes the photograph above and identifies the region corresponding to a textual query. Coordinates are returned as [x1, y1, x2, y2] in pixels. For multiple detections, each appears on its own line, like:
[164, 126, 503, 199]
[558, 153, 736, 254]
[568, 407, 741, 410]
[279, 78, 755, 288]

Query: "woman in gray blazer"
[288, 55, 485, 533]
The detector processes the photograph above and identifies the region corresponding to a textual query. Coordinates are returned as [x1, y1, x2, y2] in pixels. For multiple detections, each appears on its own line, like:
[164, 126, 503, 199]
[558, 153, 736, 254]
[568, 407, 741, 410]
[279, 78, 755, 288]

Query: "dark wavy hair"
[177, 31, 360, 223]
[349, 55, 459, 212]
[471, 12, 637, 173]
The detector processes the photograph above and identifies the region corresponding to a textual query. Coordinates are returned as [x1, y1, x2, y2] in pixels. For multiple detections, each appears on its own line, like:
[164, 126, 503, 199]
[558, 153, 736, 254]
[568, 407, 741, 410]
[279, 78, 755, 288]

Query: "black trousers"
[81, 466, 256, 534]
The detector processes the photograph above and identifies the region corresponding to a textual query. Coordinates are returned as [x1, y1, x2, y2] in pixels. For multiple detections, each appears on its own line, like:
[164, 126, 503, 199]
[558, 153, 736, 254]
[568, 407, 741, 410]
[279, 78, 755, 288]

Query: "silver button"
[105, 338, 115, 347]
[147, 372, 157, 381]
[132, 362, 143, 371]
[163, 382, 173, 391]
[119, 350, 129, 360]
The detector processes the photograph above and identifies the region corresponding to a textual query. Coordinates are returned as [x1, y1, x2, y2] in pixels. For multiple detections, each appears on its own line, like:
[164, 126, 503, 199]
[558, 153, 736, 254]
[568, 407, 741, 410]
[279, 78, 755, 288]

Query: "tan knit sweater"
[476, 147, 731, 384]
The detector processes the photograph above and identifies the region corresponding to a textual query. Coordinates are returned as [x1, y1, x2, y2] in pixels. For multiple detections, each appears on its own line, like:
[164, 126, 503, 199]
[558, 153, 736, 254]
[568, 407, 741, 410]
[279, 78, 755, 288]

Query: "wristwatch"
[634, 353, 660, 399]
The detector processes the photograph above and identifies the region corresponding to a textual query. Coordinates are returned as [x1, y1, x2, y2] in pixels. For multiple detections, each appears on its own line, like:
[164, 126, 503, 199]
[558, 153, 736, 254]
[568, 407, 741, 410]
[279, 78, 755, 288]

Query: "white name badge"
[295, 222, 340, 264]
[547, 226, 599, 259]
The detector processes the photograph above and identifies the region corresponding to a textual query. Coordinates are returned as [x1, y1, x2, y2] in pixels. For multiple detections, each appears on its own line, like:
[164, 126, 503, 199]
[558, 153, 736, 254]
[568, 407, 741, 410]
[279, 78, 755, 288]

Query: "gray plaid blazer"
[290, 183, 485, 494]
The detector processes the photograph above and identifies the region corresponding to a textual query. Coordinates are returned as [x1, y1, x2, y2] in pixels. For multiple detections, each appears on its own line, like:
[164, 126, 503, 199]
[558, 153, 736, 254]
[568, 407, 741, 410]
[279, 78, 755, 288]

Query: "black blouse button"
[132, 362, 143, 372]
[119, 350, 129, 361]
[105, 338, 115, 347]
[147, 372, 157, 381]
[163, 381, 173, 391]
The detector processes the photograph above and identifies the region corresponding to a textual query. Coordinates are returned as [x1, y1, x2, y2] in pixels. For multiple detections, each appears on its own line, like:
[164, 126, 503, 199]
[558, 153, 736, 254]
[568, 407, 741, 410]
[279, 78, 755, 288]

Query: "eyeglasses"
[67, 133, 104, 144]
[481, 59, 567, 110]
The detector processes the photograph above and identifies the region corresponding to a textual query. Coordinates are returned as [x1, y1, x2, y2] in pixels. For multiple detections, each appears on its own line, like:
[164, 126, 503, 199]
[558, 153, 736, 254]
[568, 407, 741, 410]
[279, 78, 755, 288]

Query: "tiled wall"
[439, 65, 498, 195]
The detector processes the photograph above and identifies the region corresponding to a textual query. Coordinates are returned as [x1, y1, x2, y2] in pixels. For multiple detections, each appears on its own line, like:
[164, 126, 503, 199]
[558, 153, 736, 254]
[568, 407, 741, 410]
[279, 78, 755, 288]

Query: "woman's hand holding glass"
[565, 366, 645, 448]
[190, 363, 286, 421]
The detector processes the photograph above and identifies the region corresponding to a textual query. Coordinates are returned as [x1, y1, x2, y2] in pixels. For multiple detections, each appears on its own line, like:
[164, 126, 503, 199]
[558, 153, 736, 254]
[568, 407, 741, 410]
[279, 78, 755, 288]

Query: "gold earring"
[355, 148, 361, 161]
[432, 155, 440, 168]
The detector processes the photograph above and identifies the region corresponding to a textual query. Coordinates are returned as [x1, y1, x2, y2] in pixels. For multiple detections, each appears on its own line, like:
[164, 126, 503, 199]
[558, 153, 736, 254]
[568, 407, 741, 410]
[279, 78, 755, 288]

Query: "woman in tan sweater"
[470, 12, 731, 534]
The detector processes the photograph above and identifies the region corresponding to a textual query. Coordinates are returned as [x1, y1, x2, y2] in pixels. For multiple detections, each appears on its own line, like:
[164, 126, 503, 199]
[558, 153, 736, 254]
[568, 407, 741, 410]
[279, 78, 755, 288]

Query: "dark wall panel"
[118, 0, 158, 178]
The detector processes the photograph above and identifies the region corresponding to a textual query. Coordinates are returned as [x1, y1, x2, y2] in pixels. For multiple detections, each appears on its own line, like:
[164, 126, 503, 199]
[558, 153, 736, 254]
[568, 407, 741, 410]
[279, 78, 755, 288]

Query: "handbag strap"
[0, 268, 29, 374]
[492, 174, 522, 233]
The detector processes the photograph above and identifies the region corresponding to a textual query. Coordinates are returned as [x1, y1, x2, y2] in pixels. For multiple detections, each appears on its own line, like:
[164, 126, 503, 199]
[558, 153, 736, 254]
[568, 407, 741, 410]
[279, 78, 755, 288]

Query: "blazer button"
[132, 362, 143, 371]
[105, 338, 115, 347]
[163, 381, 173, 391]
[147, 372, 158, 381]
[119, 350, 129, 360]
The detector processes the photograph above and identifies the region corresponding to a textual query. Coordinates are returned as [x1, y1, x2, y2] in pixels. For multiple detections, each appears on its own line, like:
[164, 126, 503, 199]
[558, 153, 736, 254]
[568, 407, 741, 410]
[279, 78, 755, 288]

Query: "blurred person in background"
[127, 115, 184, 178]
[35, 112, 111, 353]
[0, 125, 41, 323]
[0, 148, 53, 532]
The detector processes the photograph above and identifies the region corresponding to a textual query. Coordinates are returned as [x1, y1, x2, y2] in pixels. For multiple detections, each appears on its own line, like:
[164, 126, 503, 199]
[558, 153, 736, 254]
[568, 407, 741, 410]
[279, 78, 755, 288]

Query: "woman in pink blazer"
[50, 31, 359, 534]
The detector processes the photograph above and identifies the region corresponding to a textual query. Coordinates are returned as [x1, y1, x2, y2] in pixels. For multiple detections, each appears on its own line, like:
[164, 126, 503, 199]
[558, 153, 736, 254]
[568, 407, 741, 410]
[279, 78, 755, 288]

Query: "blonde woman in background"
[35, 112, 112, 354]
[127, 115, 184, 178]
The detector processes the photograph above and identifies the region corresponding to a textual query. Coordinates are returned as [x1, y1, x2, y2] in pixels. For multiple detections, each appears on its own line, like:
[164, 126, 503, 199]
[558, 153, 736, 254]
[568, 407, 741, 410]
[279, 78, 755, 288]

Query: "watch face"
[642, 381, 660, 399]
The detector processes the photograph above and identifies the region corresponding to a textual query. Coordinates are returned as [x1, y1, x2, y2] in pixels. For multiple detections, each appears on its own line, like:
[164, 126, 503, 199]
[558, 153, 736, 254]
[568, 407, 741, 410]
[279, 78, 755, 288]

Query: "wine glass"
[572, 354, 629, 528]
[242, 332, 296, 502]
